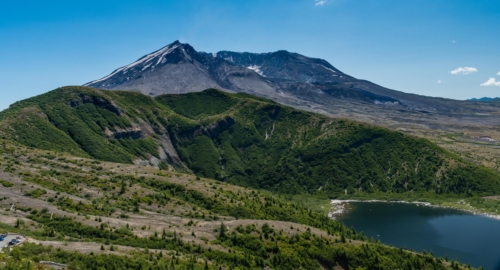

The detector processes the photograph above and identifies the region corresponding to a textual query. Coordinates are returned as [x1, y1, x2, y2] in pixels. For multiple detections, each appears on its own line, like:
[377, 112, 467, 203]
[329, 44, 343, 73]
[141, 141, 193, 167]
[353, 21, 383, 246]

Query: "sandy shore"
[328, 199, 500, 220]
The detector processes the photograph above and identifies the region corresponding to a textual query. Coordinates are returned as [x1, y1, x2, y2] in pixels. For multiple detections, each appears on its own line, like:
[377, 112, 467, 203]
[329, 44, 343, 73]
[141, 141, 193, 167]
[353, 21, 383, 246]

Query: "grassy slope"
[0, 86, 499, 199]
[0, 139, 468, 269]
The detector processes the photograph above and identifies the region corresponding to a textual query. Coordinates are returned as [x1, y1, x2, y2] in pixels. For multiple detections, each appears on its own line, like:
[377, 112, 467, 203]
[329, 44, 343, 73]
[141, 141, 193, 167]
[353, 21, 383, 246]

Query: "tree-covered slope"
[0, 138, 470, 269]
[1, 86, 499, 197]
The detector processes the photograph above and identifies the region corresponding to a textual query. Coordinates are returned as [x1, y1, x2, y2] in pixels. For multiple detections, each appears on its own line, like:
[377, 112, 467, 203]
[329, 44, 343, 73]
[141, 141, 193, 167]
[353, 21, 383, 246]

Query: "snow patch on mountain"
[247, 65, 265, 77]
[85, 43, 180, 86]
[323, 66, 337, 73]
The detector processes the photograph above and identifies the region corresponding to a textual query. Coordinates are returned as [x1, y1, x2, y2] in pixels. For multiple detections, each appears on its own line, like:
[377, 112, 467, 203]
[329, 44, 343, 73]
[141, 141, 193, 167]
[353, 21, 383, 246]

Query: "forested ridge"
[1, 86, 498, 197]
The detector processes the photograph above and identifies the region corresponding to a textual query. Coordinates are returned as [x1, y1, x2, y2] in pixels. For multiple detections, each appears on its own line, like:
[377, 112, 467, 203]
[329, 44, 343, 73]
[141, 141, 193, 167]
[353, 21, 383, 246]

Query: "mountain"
[1, 86, 499, 197]
[468, 97, 500, 102]
[84, 41, 500, 139]
[0, 44, 494, 269]
[84, 40, 429, 110]
[84, 41, 277, 98]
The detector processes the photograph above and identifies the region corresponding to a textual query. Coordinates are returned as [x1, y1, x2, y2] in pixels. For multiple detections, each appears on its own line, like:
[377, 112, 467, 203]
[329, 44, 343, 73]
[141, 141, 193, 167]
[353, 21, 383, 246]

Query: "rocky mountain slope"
[85, 41, 452, 113]
[85, 40, 500, 113]
[83, 41, 463, 113]
[1, 86, 499, 197]
[84, 41, 277, 98]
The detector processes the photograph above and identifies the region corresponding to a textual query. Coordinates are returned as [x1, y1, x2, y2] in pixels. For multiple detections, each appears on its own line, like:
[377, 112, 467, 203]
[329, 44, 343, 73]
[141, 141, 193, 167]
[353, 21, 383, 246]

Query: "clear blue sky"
[1, 0, 499, 110]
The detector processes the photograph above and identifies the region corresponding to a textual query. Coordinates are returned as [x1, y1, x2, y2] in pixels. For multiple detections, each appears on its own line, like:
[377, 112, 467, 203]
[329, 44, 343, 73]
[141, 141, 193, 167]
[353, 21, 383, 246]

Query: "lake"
[334, 201, 500, 270]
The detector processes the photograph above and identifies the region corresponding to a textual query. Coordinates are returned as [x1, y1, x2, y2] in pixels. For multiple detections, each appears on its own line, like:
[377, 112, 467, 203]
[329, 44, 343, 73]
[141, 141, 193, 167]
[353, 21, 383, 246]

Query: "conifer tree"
[219, 222, 227, 239]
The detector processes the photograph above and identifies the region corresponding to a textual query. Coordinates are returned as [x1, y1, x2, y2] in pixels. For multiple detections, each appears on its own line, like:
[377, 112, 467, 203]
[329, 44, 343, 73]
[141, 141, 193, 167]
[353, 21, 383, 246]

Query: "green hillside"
[1, 86, 499, 197]
[0, 138, 468, 269]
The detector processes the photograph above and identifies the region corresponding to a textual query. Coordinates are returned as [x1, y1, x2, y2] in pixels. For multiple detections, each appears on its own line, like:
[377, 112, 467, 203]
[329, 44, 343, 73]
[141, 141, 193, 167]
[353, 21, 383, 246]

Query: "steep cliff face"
[69, 94, 122, 116]
[104, 126, 143, 140]
[0, 87, 237, 170]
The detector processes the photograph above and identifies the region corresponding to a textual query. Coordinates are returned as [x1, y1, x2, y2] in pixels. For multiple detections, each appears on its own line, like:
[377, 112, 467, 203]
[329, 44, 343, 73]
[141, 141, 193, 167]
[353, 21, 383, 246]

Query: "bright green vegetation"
[0, 179, 13, 187]
[156, 90, 237, 119]
[2, 230, 459, 270]
[24, 188, 47, 198]
[1, 86, 498, 199]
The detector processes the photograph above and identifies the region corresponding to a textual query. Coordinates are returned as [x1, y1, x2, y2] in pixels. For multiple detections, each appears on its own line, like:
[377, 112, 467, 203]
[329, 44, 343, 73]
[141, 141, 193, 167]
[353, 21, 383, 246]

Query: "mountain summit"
[85, 40, 276, 97]
[84, 40, 400, 105]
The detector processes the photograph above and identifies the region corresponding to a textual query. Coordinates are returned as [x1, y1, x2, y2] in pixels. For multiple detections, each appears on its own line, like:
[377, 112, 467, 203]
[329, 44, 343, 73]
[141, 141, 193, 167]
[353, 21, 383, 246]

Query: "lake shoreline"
[329, 199, 500, 220]
[331, 200, 500, 269]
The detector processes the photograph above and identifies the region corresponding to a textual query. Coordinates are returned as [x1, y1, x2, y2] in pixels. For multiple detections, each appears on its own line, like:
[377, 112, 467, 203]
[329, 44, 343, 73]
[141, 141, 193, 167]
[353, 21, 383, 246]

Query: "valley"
[0, 137, 462, 269]
[3, 1, 499, 269]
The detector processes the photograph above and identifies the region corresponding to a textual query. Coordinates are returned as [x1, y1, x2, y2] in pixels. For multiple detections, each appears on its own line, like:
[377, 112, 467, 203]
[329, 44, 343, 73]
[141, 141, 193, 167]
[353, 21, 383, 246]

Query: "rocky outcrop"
[157, 134, 185, 168]
[104, 126, 143, 140]
[69, 94, 121, 116]
[206, 116, 235, 138]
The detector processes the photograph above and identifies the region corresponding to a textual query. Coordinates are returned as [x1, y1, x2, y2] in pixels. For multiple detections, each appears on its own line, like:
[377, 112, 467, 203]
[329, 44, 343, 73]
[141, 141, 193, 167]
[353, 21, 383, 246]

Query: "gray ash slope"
[85, 41, 276, 98]
[85, 41, 500, 131]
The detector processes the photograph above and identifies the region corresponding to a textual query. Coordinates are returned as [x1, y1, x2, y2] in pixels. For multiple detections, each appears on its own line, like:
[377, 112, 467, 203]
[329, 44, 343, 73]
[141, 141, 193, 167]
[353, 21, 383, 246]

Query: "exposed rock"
[149, 156, 161, 167]
[104, 126, 143, 140]
[136, 119, 156, 137]
[69, 94, 121, 116]
[157, 134, 185, 168]
[206, 116, 235, 138]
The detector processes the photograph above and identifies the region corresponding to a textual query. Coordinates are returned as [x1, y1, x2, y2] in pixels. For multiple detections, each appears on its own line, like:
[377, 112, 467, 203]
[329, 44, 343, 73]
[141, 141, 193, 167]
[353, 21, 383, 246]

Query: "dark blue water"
[336, 202, 500, 270]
